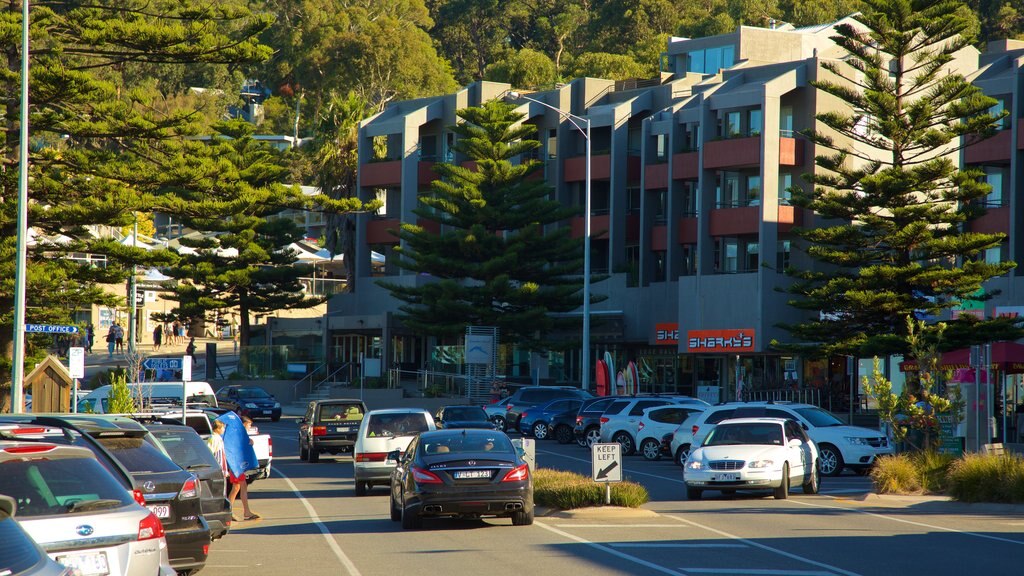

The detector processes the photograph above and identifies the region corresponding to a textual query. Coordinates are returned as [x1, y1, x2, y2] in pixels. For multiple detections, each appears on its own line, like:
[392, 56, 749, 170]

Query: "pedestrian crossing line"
[611, 543, 746, 549]
[679, 569, 836, 575]
[535, 521, 686, 576]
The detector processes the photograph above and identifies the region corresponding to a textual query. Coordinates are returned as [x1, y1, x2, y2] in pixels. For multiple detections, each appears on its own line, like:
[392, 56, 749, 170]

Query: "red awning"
[899, 341, 1024, 374]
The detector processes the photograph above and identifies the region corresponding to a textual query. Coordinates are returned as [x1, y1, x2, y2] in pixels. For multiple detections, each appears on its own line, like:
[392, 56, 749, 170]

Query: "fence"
[746, 387, 823, 407]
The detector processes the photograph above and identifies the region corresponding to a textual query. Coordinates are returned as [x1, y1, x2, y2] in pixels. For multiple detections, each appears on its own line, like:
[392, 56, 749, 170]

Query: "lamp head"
[507, 91, 521, 100]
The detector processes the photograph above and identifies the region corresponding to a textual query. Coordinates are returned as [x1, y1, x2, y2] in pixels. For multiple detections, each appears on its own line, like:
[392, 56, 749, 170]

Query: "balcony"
[418, 162, 439, 185]
[360, 160, 403, 187]
[677, 217, 698, 244]
[366, 218, 400, 244]
[651, 225, 668, 251]
[672, 151, 699, 180]
[969, 206, 1009, 235]
[777, 205, 803, 233]
[964, 129, 1011, 164]
[564, 153, 610, 181]
[570, 214, 610, 239]
[709, 206, 760, 236]
[645, 163, 669, 189]
[704, 136, 760, 169]
[779, 137, 805, 166]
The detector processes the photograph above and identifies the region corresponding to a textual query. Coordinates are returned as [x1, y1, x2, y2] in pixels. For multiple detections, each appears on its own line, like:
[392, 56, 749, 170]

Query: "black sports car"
[434, 405, 498, 430]
[389, 429, 534, 529]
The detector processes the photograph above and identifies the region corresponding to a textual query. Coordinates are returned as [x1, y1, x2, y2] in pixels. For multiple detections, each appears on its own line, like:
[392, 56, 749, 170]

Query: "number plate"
[263, 410, 272, 415]
[148, 504, 171, 518]
[453, 470, 491, 479]
[332, 426, 351, 433]
[55, 551, 110, 576]
[713, 473, 738, 482]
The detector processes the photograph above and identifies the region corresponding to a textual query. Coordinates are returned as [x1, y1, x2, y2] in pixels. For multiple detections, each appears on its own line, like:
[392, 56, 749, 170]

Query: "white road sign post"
[68, 347, 85, 413]
[591, 442, 622, 505]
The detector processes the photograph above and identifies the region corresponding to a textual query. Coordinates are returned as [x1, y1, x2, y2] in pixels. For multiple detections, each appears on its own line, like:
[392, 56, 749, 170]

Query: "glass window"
[0, 458, 134, 518]
[719, 172, 740, 207]
[726, 112, 741, 138]
[722, 45, 735, 69]
[745, 241, 759, 271]
[547, 129, 557, 159]
[724, 238, 738, 272]
[706, 47, 723, 74]
[653, 250, 666, 282]
[780, 173, 793, 205]
[364, 413, 430, 437]
[318, 403, 365, 422]
[682, 182, 698, 216]
[990, 99, 1007, 130]
[681, 244, 697, 276]
[93, 436, 182, 473]
[748, 109, 762, 136]
[374, 188, 388, 217]
[747, 175, 761, 206]
[780, 106, 794, 137]
[984, 168, 1003, 206]
[652, 189, 667, 222]
[656, 134, 667, 160]
[777, 239, 791, 271]
[628, 187, 641, 214]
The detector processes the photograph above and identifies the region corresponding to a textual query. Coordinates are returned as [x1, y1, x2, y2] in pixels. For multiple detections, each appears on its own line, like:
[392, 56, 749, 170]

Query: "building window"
[983, 167, 1004, 207]
[777, 240, 791, 271]
[990, 99, 1007, 130]
[714, 237, 739, 273]
[717, 172, 740, 208]
[979, 243, 1005, 265]
[445, 132, 456, 162]
[687, 45, 735, 75]
[681, 244, 697, 276]
[683, 123, 701, 151]
[653, 250, 666, 282]
[628, 187, 641, 215]
[419, 135, 437, 160]
[373, 188, 389, 218]
[747, 175, 761, 207]
[624, 245, 640, 287]
[725, 111, 742, 138]
[656, 134, 667, 161]
[681, 182, 698, 216]
[651, 189, 667, 223]
[547, 129, 557, 159]
[780, 173, 793, 205]
[744, 241, 759, 272]
[780, 106, 794, 137]
[748, 109, 762, 136]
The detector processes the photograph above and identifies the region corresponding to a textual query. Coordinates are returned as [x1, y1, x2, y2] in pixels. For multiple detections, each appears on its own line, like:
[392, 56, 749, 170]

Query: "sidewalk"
[84, 335, 239, 378]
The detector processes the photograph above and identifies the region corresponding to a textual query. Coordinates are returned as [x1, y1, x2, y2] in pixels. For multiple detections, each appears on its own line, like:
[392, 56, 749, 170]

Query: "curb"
[851, 492, 1024, 513]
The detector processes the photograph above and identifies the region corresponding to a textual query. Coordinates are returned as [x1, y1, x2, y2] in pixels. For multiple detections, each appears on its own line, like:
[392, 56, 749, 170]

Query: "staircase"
[291, 363, 352, 407]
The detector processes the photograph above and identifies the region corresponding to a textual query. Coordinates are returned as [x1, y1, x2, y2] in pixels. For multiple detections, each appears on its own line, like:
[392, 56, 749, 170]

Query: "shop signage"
[687, 329, 755, 353]
[654, 323, 679, 345]
[995, 306, 1024, 318]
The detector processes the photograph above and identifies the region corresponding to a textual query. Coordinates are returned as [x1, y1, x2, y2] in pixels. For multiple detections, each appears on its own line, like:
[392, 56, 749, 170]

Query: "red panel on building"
[645, 163, 669, 189]
[627, 155, 641, 182]
[625, 214, 640, 243]
[778, 137, 805, 166]
[651, 225, 668, 251]
[360, 160, 402, 187]
[677, 218, 698, 244]
[687, 329, 755, 353]
[704, 136, 761, 169]
[672, 152, 699, 180]
[970, 206, 1009, 235]
[417, 161, 438, 185]
[964, 130, 1011, 164]
[366, 219, 400, 244]
[655, 323, 679, 345]
[564, 154, 611, 182]
[777, 205, 803, 233]
[570, 214, 610, 239]
[709, 206, 760, 236]
[417, 218, 440, 235]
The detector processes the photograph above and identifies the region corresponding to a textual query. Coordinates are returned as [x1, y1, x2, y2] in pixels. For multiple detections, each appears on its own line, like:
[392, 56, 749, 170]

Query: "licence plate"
[56, 551, 110, 576]
[713, 473, 738, 481]
[148, 504, 171, 518]
[453, 470, 491, 479]
[263, 410, 272, 415]
[332, 426, 351, 433]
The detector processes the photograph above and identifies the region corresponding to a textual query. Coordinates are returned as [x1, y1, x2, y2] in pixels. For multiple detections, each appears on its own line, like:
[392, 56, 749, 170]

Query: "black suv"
[148, 424, 232, 540]
[298, 398, 368, 463]
[572, 396, 629, 447]
[502, 386, 592, 432]
[216, 385, 282, 422]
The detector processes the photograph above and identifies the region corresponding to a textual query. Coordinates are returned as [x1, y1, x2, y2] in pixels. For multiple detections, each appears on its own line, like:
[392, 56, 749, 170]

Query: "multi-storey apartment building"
[325, 18, 983, 406]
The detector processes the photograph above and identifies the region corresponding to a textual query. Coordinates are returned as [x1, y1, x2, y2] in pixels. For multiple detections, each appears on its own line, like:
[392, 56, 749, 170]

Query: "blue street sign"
[25, 324, 79, 334]
[142, 358, 183, 371]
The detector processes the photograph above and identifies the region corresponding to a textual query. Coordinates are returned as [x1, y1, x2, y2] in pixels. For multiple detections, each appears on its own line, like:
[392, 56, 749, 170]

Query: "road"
[206, 416, 1024, 576]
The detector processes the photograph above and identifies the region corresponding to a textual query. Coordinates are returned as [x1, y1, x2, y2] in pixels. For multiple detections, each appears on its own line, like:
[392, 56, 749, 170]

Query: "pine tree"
[781, 0, 1020, 358]
[379, 101, 590, 350]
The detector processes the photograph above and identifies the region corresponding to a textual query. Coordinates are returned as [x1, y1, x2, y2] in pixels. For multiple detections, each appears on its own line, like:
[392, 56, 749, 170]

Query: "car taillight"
[692, 425, 699, 436]
[179, 476, 199, 499]
[502, 464, 530, 482]
[411, 467, 443, 484]
[137, 512, 165, 541]
[520, 412, 528, 420]
[2, 444, 56, 454]
[203, 544, 210, 555]
[312, 426, 327, 436]
[575, 416, 582, 425]
[131, 489, 147, 505]
[355, 452, 388, 462]
[506, 404, 513, 411]
[637, 421, 645, 431]
[600, 417, 609, 424]
[268, 437, 273, 457]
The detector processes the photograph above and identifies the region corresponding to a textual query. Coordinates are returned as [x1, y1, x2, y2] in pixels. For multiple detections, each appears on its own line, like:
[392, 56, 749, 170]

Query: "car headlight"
[273, 402, 281, 408]
[845, 436, 869, 445]
[245, 402, 258, 409]
[747, 460, 774, 468]
[686, 460, 704, 470]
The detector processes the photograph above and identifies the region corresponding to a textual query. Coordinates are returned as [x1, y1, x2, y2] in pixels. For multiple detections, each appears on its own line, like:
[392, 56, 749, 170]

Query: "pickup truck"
[244, 422, 273, 483]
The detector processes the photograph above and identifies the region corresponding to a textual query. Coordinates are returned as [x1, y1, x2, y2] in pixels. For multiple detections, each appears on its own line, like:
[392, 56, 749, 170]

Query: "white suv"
[353, 408, 436, 496]
[680, 402, 892, 476]
[634, 404, 707, 460]
[599, 396, 708, 455]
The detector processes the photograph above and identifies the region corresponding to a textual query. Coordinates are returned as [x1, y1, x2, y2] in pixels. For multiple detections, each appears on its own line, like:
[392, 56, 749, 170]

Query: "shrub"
[533, 468, 648, 509]
[871, 454, 922, 494]
[946, 453, 1024, 503]
[915, 450, 957, 494]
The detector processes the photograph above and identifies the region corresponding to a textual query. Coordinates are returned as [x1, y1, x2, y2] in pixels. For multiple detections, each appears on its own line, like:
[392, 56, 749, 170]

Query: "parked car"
[0, 434, 174, 576]
[388, 428, 533, 529]
[147, 424, 232, 540]
[353, 408, 436, 496]
[123, 410, 214, 438]
[434, 405, 496, 430]
[483, 400, 510, 430]
[684, 417, 820, 500]
[599, 396, 708, 455]
[298, 399, 368, 463]
[0, 495, 74, 576]
[518, 398, 584, 439]
[215, 385, 282, 421]
[683, 401, 893, 476]
[633, 404, 707, 460]
[77, 382, 217, 414]
[502, 386, 592, 433]
[573, 396, 628, 447]
[546, 409, 580, 444]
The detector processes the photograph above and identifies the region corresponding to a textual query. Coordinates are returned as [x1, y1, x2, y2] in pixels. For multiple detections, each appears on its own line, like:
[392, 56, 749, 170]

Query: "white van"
[77, 381, 218, 414]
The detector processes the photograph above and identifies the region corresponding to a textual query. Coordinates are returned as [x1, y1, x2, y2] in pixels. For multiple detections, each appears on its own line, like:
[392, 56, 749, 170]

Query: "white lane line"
[665, 515, 863, 576]
[680, 569, 835, 575]
[272, 467, 363, 576]
[538, 449, 686, 485]
[535, 521, 687, 576]
[819, 489, 869, 495]
[203, 566, 250, 569]
[555, 524, 681, 528]
[612, 543, 746, 549]
[790, 499, 1024, 546]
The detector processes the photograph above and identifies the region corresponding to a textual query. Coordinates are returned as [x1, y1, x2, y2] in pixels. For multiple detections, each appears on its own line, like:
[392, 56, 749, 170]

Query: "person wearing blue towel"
[217, 412, 260, 521]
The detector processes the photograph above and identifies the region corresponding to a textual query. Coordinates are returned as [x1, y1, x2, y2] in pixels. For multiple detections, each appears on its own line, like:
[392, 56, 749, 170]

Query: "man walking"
[153, 324, 163, 351]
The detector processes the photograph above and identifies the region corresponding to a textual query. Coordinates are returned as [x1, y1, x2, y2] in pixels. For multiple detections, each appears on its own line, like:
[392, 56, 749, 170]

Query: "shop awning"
[899, 341, 1024, 374]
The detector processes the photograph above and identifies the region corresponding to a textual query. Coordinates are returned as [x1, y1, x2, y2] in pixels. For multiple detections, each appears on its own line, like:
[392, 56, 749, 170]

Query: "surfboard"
[616, 370, 626, 395]
[628, 361, 639, 395]
[216, 411, 258, 478]
[595, 359, 609, 396]
[603, 352, 615, 387]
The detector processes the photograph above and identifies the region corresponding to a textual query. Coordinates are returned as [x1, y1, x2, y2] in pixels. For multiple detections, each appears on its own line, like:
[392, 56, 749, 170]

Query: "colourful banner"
[686, 329, 755, 353]
[655, 323, 679, 345]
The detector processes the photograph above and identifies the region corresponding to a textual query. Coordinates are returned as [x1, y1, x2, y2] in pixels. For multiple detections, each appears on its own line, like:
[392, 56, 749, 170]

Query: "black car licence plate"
[453, 470, 491, 479]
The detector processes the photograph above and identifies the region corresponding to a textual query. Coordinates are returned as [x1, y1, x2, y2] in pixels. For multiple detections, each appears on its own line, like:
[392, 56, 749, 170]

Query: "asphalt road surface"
[206, 416, 1024, 576]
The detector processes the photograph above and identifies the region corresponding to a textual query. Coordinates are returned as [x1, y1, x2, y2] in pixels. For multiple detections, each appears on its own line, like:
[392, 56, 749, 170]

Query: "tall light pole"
[10, 0, 31, 414]
[507, 91, 592, 392]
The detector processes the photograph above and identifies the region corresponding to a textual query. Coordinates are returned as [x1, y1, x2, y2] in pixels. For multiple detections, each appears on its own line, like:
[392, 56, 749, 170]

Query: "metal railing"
[746, 388, 823, 407]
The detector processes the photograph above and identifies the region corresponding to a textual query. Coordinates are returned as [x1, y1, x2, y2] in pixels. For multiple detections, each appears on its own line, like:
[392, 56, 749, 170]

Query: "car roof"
[419, 428, 504, 440]
[715, 417, 790, 426]
[316, 398, 365, 405]
[365, 408, 432, 415]
[710, 401, 811, 409]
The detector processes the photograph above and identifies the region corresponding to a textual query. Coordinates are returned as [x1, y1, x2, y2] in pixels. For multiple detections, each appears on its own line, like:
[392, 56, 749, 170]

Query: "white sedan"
[684, 417, 819, 500]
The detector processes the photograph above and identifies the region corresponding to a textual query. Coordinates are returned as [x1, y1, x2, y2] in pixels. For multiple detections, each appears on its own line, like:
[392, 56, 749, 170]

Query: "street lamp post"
[507, 92, 592, 392]
[10, 0, 31, 414]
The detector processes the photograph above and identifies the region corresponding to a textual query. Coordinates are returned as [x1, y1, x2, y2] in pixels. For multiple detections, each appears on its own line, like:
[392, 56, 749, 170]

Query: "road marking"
[272, 467, 363, 576]
[792, 499, 1024, 546]
[538, 449, 687, 484]
[612, 543, 745, 549]
[680, 570, 836, 575]
[665, 515, 863, 576]
[555, 524, 681, 528]
[203, 565, 250, 569]
[819, 489, 869, 495]
[535, 521, 686, 576]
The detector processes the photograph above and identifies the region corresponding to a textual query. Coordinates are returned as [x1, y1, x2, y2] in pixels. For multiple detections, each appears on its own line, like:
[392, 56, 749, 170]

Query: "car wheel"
[401, 497, 421, 530]
[308, 448, 320, 464]
[511, 506, 534, 526]
[802, 461, 820, 495]
[676, 444, 692, 468]
[774, 463, 790, 500]
[299, 442, 309, 461]
[612, 431, 635, 455]
[491, 415, 506, 432]
[584, 427, 601, 447]
[640, 438, 661, 461]
[390, 492, 401, 522]
[532, 421, 549, 440]
[555, 425, 573, 444]
[817, 444, 844, 477]
[686, 487, 702, 500]
[355, 481, 368, 496]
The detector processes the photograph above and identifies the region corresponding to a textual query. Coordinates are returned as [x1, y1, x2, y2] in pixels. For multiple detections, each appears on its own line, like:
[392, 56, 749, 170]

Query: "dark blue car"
[518, 398, 584, 440]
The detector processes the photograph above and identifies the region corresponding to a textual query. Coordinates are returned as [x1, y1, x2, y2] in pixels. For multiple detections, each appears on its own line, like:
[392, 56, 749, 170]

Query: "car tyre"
[491, 415, 507, 432]
[774, 463, 790, 500]
[686, 487, 702, 500]
[511, 506, 534, 526]
[308, 448, 320, 463]
[555, 425, 573, 444]
[817, 444, 844, 477]
[640, 438, 661, 461]
[612, 431, 635, 455]
[355, 481, 368, 496]
[389, 492, 401, 522]
[675, 444, 692, 468]
[299, 442, 309, 462]
[401, 497, 422, 530]
[584, 427, 601, 447]
[532, 421, 549, 440]
[802, 461, 820, 495]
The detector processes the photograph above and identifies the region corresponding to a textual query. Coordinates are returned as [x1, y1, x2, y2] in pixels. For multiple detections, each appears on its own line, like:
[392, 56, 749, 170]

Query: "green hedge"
[872, 452, 1024, 503]
[534, 468, 648, 509]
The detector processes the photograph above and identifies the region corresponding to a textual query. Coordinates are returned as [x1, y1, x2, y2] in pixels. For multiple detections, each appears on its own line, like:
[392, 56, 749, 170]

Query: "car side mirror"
[788, 438, 803, 448]
[387, 449, 401, 462]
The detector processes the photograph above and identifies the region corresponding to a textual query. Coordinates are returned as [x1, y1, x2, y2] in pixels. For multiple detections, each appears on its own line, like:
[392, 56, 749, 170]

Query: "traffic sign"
[142, 357, 183, 371]
[25, 324, 79, 334]
[591, 442, 622, 483]
[68, 347, 85, 379]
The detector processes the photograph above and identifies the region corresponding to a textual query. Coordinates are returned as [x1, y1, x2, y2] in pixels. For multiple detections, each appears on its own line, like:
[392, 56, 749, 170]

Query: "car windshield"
[0, 457, 134, 517]
[93, 436, 183, 473]
[151, 430, 219, 470]
[794, 407, 844, 427]
[704, 423, 784, 446]
[237, 388, 271, 399]
[443, 407, 487, 421]
[365, 413, 430, 438]
[318, 404, 364, 421]
[420, 433, 514, 456]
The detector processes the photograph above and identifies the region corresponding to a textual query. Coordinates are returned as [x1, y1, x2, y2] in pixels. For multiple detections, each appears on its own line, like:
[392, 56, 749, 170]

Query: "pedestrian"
[113, 323, 124, 353]
[185, 337, 196, 357]
[171, 320, 181, 345]
[105, 325, 116, 359]
[207, 420, 228, 477]
[242, 415, 258, 436]
[217, 414, 259, 522]
[86, 323, 95, 353]
[152, 324, 162, 351]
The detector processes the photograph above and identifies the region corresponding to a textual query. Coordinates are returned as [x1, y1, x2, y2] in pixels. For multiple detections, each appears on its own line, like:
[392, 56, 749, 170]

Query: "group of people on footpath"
[206, 414, 261, 522]
[152, 320, 187, 351]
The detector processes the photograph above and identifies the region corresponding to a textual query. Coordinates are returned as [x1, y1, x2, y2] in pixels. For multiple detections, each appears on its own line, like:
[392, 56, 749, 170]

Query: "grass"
[534, 468, 649, 509]
[871, 451, 957, 495]
[946, 453, 1024, 503]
